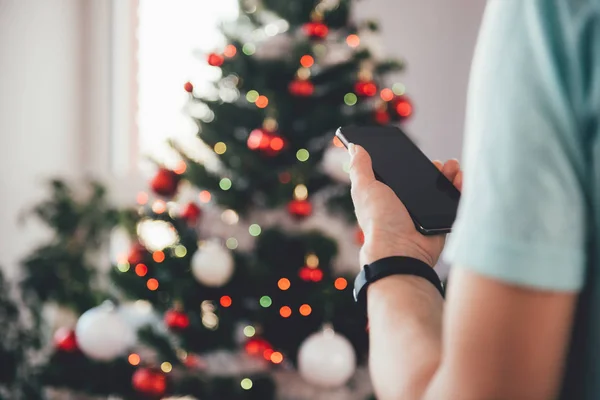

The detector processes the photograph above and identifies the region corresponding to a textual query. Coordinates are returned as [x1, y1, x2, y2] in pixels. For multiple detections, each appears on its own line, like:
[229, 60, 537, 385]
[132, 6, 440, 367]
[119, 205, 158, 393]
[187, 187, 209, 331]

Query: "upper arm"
[426, 268, 577, 400]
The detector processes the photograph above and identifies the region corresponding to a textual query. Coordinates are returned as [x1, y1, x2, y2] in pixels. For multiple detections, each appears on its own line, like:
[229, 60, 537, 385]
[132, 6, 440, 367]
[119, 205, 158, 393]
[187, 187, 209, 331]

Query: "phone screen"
[337, 126, 460, 233]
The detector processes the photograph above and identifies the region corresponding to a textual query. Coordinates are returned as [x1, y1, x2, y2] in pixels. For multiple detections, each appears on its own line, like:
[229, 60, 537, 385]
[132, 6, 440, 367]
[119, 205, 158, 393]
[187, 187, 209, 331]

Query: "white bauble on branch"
[191, 241, 234, 287]
[322, 145, 350, 183]
[298, 326, 356, 388]
[75, 302, 136, 361]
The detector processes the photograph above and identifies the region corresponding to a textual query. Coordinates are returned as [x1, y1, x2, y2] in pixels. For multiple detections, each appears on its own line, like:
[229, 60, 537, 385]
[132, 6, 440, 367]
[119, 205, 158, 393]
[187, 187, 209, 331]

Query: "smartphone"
[336, 126, 460, 235]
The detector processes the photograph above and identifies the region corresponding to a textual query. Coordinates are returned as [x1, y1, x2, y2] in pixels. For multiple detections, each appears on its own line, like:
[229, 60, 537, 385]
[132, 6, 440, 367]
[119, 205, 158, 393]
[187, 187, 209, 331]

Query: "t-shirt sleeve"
[443, 0, 590, 292]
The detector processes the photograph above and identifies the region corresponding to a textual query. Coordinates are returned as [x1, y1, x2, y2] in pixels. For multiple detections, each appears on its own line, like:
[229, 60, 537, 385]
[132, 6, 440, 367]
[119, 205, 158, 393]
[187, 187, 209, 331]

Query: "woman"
[350, 1, 600, 399]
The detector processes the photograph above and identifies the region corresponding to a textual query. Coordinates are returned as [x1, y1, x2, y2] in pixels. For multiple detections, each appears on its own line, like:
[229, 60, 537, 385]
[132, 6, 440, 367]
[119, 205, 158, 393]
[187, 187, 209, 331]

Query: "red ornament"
[128, 242, 147, 265]
[150, 168, 180, 197]
[355, 227, 365, 245]
[183, 81, 193, 93]
[164, 309, 190, 330]
[247, 129, 286, 156]
[288, 79, 315, 97]
[180, 202, 202, 226]
[288, 199, 312, 218]
[374, 109, 390, 125]
[303, 22, 329, 39]
[355, 80, 378, 97]
[310, 269, 324, 282]
[299, 266, 312, 281]
[132, 368, 167, 398]
[395, 96, 413, 119]
[245, 337, 272, 356]
[54, 327, 78, 352]
[207, 53, 225, 67]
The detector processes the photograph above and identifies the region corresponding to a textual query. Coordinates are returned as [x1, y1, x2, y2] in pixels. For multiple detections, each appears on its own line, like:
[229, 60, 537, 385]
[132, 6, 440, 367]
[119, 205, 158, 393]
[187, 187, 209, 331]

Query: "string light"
[278, 278, 291, 290]
[346, 34, 360, 47]
[241, 378, 253, 390]
[219, 178, 232, 191]
[117, 261, 130, 272]
[224, 44, 237, 57]
[226, 237, 238, 249]
[152, 251, 165, 263]
[260, 295, 272, 308]
[249, 224, 262, 236]
[297, 67, 311, 80]
[263, 118, 278, 131]
[242, 43, 256, 55]
[380, 88, 394, 102]
[396, 101, 413, 117]
[243, 325, 256, 337]
[174, 160, 187, 174]
[296, 149, 310, 162]
[306, 253, 319, 268]
[280, 306, 292, 318]
[255, 95, 269, 108]
[344, 93, 358, 106]
[300, 55, 314, 68]
[334, 277, 348, 290]
[299, 304, 312, 316]
[135, 263, 148, 277]
[161, 362, 173, 373]
[220, 295, 232, 307]
[270, 137, 284, 151]
[152, 200, 167, 214]
[147, 278, 159, 291]
[392, 82, 406, 95]
[136, 192, 148, 205]
[174, 245, 187, 258]
[214, 142, 227, 154]
[246, 90, 259, 103]
[270, 352, 284, 364]
[199, 190, 212, 203]
[294, 184, 308, 201]
[128, 353, 141, 366]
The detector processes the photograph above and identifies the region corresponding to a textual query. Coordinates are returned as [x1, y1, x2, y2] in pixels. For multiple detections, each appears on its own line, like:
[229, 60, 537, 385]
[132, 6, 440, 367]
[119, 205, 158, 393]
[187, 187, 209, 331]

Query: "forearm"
[367, 275, 444, 400]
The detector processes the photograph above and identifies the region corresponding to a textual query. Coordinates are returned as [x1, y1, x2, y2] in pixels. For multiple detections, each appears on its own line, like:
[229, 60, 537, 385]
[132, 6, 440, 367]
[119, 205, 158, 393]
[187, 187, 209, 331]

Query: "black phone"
[335, 126, 460, 235]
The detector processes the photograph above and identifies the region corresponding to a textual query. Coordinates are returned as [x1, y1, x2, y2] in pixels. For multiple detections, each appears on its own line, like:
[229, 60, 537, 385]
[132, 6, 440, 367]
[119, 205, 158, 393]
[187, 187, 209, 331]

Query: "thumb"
[349, 144, 376, 190]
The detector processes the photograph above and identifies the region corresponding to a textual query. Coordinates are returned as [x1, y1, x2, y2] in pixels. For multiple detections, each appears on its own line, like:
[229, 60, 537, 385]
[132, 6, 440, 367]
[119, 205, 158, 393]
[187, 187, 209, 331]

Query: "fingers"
[348, 144, 376, 190]
[432, 160, 443, 171]
[453, 170, 463, 191]
[441, 159, 460, 184]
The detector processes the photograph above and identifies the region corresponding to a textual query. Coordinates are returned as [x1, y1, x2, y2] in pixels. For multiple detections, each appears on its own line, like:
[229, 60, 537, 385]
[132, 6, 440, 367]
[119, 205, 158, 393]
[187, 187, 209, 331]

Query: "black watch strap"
[354, 256, 445, 314]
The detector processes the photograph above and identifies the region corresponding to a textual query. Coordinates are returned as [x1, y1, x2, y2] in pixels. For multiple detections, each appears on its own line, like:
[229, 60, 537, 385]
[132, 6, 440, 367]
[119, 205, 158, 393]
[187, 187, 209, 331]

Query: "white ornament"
[137, 219, 179, 252]
[117, 300, 164, 332]
[298, 326, 356, 388]
[75, 303, 136, 361]
[253, 34, 293, 60]
[191, 241, 234, 287]
[322, 146, 350, 183]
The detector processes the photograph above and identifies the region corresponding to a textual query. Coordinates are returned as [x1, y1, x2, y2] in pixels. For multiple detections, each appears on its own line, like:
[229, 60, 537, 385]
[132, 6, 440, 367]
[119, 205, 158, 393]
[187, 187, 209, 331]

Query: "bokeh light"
[242, 43, 256, 55]
[334, 277, 348, 290]
[296, 149, 309, 162]
[199, 190, 212, 203]
[135, 263, 148, 277]
[300, 55, 314, 68]
[243, 325, 256, 337]
[214, 142, 227, 154]
[161, 362, 172, 373]
[249, 223, 262, 236]
[270, 352, 284, 364]
[152, 200, 167, 214]
[299, 304, 312, 316]
[219, 178, 232, 190]
[224, 44, 237, 57]
[174, 160, 187, 174]
[306, 253, 319, 268]
[241, 378, 253, 390]
[278, 278, 291, 291]
[346, 34, 360, 47]
[174, 245, 187, 258]
[136, 192, 148, 205]
[246, 90, 259, 103]
[152, 250, 165, 263]
[147, 278, 159, 291]
[260, 295, 272, 308]
[128, 353, 141, 366]
[255, 95, 269, 108]
[220, 295, 232, 307]
[294, 184, 308, 201]
[279, 306, 292, 318]
[226, 237, 239, 249]
[344, 93, 358, 106]
[380, 88, 394, 102]
[392, 82, 406, 95]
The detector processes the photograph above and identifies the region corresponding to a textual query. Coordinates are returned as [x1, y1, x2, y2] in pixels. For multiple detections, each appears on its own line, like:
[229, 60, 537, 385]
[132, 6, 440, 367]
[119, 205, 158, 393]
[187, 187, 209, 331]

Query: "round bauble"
[288, 199, 312, 218]
[164, 308, 190, 330]
[298, 327, 356, 388]
[150, 168, 180, 197]
[54, 327, 78, 352]
[75, 303, 136, 361]
[191, 241, 234, 287]
[322, 145, 350, 183]
[132, 368, 167, 398]
[180, 202, 202, 226]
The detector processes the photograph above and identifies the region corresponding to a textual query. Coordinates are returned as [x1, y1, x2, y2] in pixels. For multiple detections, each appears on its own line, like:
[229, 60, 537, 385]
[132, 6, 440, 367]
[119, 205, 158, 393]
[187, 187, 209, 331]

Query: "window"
[135, 0, 238, 173]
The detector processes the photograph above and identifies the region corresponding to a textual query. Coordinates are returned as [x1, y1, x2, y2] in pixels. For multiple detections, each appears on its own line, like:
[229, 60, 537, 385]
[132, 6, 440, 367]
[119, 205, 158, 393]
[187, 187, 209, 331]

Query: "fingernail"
[348, 143, 357, 156]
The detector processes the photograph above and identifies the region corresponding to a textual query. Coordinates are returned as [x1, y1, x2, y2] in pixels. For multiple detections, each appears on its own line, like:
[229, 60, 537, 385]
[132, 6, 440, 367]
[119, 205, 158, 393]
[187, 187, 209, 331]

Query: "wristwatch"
[354, 256, 445, 314]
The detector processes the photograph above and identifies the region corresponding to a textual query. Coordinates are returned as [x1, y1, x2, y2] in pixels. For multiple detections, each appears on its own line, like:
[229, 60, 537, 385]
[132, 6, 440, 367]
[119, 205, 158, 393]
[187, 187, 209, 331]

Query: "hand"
[348, 143, 463, 267]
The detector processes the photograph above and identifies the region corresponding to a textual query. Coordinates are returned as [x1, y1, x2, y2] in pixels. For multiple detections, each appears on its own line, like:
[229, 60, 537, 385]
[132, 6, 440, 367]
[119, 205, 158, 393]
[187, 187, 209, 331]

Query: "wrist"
[361, 235, 435, 267]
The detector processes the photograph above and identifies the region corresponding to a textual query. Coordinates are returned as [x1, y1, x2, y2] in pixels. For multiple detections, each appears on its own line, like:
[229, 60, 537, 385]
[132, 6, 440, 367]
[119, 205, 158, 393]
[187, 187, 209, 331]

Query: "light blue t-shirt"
[443, 0, 600, 397]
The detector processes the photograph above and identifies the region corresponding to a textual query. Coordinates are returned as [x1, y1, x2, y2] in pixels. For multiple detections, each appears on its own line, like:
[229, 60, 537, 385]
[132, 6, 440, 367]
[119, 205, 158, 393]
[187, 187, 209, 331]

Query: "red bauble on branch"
[245, 337, 272, 357]
[303, 22, 329, 39]
[247, 129, 286, 156]
[150, 168, 180, 197]
[394, 96, 413, 119]
[183, 81, 193, 93]
[288, 79, 315, 97]
[180, 202, 202, 226]
[207, 53, 225, 67]
[374, 109, 390, 125]
[132, 368, 167, 398]
[54, 327, 78, 352]
[164, 309, 190, 330]
[288, 199, 312, 218]
[128, 242, 147, 265]
[355, 80, 378, 97]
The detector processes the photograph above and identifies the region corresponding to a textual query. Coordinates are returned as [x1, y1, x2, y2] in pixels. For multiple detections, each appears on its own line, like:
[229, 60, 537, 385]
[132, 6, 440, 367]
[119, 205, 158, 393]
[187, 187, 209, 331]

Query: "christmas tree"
[23, 0, 412, 398]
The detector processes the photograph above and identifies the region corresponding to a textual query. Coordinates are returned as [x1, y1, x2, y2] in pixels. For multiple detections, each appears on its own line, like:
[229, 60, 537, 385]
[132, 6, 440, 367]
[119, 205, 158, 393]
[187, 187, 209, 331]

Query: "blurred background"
[0, 0, 485, 399]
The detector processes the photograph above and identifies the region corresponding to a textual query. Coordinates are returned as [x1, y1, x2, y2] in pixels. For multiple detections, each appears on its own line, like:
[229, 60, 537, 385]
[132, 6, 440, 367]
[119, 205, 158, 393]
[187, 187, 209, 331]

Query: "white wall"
[0, 0, 85, 279]
[357, 0, 486, 161]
